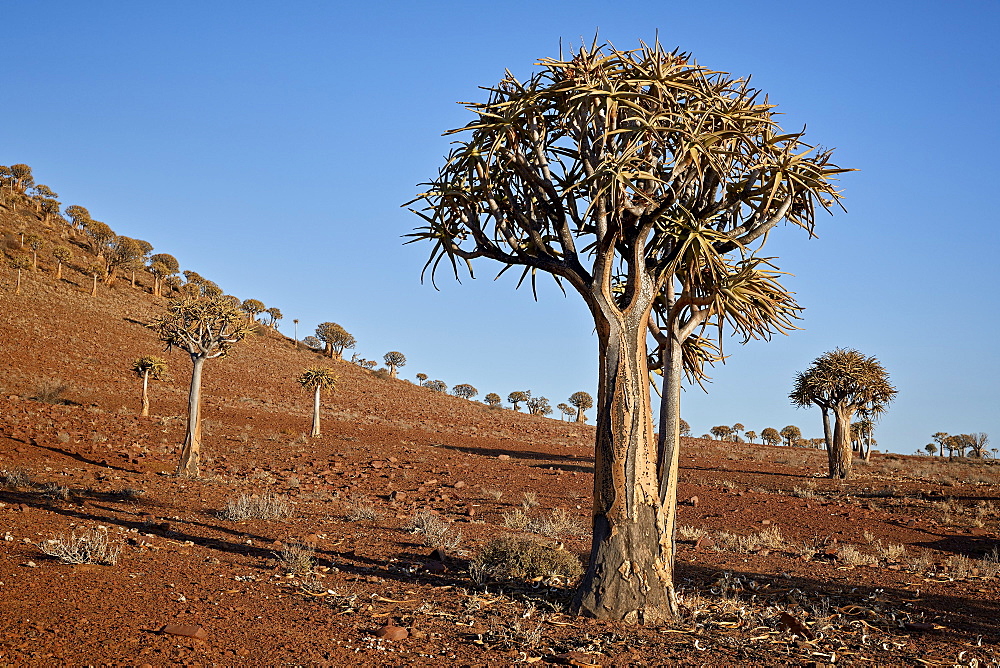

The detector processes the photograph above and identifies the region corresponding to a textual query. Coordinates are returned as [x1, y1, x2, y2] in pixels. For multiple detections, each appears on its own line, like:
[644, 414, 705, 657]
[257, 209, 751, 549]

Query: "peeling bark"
[176, 356, 205, 477]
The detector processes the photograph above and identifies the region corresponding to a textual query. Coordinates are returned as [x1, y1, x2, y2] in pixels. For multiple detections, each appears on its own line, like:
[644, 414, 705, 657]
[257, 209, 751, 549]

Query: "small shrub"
[521, 491, 539, 511]
[407, 509, 461, 550]
[472, 534, 582, 583]
[837, 544, 875, 566]
[114, 488, 145, 501]
[948, 553, 975, 579]
[40, 482, 70, 501]
[677, 525, 707, 541]
[38, 527, 122, 565]
[1, 468, 33, 489]
[220, 493, 291, 521]
[528, 507, 584, 538]
[275, 542, 315, 574]
[345, 503, 383, 522]
[31, 379, 70, 404]
[907, 549, 935, 574]
[791, 483, 818, 499]
[979, 548, 1000, 578]
[501, 508, 531, 531]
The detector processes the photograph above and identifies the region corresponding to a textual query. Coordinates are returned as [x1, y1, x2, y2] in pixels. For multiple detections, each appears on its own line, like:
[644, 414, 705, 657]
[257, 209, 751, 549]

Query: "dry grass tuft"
[220, 493, 291, 521]
[38, 527, 122, 565]
[1, 468, 33, 489]
[407, 509, 461, 550]
[275, 542, 315, 574]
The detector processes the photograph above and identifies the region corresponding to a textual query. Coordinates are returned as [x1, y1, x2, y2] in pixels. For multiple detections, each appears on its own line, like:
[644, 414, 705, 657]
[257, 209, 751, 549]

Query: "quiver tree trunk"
[829, 405, 854, 479]
[177, 356, 206, 477]
[571, 295, 675, 623]
[140, 369, 151, 417]
[310, 385, 322, 437]
[656, 325, 684, 578]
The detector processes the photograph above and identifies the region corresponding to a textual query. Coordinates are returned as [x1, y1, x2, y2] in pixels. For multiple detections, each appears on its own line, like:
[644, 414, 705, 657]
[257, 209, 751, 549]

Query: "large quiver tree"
[407, 39, 847, 622]
[790, 348, 897, 479]
[152, 296, 251, 477]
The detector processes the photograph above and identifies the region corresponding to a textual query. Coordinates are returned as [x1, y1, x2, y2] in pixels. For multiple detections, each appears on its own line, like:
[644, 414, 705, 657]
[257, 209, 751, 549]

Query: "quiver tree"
[383, 351, 406, 378]
[148, 253, 179, 297]
[452, 383, 478, 399]
[241, 299, 265, 323]
[85, 261, 105, 296]
[556, 402, 571, 420]
[967, 433, 990, 458]
[710, 425, 732, 441]
[302, 336, 323, 351]
[297, 367, 337, 437]
[315, 322, 355, 359]
[265, 307, 283, 328]
[780, 425, 801, 447]
[425, 379, 447, 393]
[406, 39, 847, 622]
[744, 430, 757, 443]
[760, 427, 780, 446]
[51, 245, 71, 280]
[9, 255, 30, 294]
[24, 234, 45, 270]
[484, 392, 502, 407]
[105, 236, 143, 285]
[568, 391, 593, 423]
[131, 356, 168, 417]
[527, 395, 553, 416]
[679, 419, 691, 437]
[507, 391, 529, 411]
[64, 205, 91, 232]
[415, 372, 428, 384]
[84, 220, 115, 258]
[790, 348, 897, 479]
[152, 296, 252, 477]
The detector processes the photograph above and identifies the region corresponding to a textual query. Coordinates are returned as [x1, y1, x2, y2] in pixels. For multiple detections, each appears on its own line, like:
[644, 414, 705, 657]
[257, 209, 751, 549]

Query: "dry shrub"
[472, 534, 582, 583]
[527, 507, 585, 538]
[791, 483, 818, 499]
[1, 468, 33, 489]
[344, 498, 383, 522]
[38, 527, 122, 565]
[40, 482, 70, 501]
[31, 378, 70, 404]
[713, 526, 785, 552]
[837, 544, 876, 566]
[501, 508, 531, 531]
[481, 487, 503, 501]
[521, 491, 539, 511]
[677, 525, 707, 541]
[220, 493, 291, 521]
[407, 509, 461, 550]
[275, 542, 315, 574]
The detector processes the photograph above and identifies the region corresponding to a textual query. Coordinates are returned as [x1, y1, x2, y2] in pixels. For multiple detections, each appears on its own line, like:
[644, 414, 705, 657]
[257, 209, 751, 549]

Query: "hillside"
[2, 199, 1000, 665]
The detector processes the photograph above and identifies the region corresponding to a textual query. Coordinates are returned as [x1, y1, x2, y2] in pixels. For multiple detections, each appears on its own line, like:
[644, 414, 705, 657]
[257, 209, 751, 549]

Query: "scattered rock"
[375, 625, 408, 641]
[159, 624, 208, 641]
[498, 454, 510, 461]
[453, 480, 467, 489]
[684, 495, 699, 507]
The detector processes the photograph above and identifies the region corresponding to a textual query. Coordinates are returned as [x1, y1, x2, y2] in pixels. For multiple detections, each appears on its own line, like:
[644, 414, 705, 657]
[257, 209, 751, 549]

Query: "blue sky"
[6, 1, 998, 454]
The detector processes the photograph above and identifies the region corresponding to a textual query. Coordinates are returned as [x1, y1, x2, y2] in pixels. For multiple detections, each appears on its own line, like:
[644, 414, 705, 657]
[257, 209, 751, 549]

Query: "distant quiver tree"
[316, 322, 355, 359]
[297, 367, 337, 437]
[452, 383, 478, 399]
[568, 391, 593, 423]
[384, 351, 406, 378]
[131, 356, 168, 417]
[152, 296, 252, 477]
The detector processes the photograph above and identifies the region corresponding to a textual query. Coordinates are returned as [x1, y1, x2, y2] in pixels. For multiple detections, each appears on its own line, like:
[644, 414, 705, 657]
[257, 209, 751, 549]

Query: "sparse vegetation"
[471, 534, 582, 583]
[296, 367, 337, 437]
[1, 468, 34, 489]
[407, 509, 461, 550]
[38, 527, 122, 565]
[220, 493, 292, 521]
[275, 542, 315, 575]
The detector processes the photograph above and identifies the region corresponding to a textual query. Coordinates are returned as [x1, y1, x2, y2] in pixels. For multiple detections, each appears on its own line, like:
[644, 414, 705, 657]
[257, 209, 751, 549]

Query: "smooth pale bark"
[90, 274, 97, 297]
[571, 289, 675, 623]
[310, 385, 322, 437]
[55, 262, 63, 280]
[655, 325, 684, 584]
[829, 405, 855, 479]
[140, 369, 150, 417]
[15, 268, 22, 294]
[176, 356, 206, 477]
[821, 407, 832, 451]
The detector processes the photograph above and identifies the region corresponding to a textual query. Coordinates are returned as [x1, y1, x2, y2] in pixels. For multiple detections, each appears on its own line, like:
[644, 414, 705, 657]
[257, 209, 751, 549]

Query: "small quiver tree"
[384, 351, 406, 378]
[780, 425, 801, 447]
[297, 367, 337, 437]
[85, 261, 105, 296]
[241, 298, 265, 323]
[131, 356, 168, 417]
[556, 402, 571, 420]
[51, 245, 71, 280]
[790, 348, 896, 479]
[452, 383, 478, 400]
[265, 307, 283, 328]
[25, 234, 45, 270]
[415, 372, 428, 384]
[9, 255, 31, 294]
[568, 391, 593, 423]
[316, 322, 355, 359]
[148, 253, 179, 297]
[484, 392, 502, 408]
[152, 296, 251, 477]
[507, 391, 529, 412]
[760, 427, 780, 446]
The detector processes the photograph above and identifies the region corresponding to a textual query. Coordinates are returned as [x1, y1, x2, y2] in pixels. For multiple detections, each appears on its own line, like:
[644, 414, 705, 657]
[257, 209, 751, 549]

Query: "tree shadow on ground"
[430, 442, 593, 465]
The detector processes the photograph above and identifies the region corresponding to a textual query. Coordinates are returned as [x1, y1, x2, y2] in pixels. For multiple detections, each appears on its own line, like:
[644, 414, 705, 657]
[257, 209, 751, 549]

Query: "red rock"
[694, 535, 715, 550]
[390, 490, 407, 501]
[375, 625, 408, 641]
[371, 460, 384, 469]
[778, 612, 814, 640]
[423, 560, 447, 573]
[453, 480, 467, 489]
[159, 624, 208, 641]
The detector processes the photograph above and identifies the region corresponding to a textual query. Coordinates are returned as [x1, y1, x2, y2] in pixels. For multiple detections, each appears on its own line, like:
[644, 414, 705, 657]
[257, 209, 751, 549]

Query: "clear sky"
[5, 1, 998, 454]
